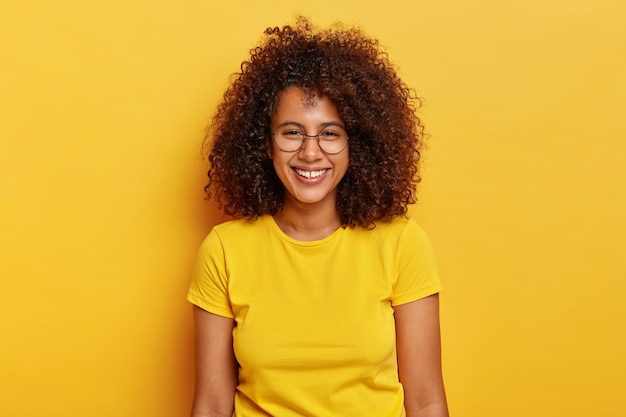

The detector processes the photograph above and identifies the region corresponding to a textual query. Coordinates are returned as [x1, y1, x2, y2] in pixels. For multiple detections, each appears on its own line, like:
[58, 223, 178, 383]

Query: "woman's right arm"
[191, 305, 237, 417]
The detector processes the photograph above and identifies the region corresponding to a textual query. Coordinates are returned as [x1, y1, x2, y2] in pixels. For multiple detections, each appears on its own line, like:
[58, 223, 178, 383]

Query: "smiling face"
[270, 86, 349, 212]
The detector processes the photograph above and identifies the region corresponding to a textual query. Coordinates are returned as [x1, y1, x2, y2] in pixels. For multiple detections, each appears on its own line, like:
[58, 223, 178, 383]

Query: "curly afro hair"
[204, 17, 425, 228]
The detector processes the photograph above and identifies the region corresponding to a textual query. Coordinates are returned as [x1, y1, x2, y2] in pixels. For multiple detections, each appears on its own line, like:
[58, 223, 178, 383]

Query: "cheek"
[271, 153, 293, 179]
[336, 151, 350, 174]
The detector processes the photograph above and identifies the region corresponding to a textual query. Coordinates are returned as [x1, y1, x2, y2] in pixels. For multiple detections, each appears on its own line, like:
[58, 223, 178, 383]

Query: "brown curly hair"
[204, 17, 425, 228]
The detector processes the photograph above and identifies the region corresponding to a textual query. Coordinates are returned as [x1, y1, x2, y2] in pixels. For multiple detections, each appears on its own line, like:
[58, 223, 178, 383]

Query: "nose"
[298, 134, 323, 160]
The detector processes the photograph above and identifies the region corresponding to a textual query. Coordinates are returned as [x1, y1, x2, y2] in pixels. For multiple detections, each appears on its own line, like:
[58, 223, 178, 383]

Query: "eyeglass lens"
[273, 128, 348, 154]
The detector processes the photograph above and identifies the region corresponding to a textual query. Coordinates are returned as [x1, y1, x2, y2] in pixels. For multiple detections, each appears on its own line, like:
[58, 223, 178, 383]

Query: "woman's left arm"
[394, 293, 449, 417]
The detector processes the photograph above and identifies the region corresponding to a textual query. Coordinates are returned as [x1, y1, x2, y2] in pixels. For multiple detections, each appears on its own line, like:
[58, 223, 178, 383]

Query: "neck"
[273, 199, 342, 241]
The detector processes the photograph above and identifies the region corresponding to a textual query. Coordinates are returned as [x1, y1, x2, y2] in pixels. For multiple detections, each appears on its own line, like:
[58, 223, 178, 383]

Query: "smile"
[294, 168, 328, 179]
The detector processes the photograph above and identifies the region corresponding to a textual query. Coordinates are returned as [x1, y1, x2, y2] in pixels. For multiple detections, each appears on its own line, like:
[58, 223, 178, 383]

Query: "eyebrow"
[274, 121, 346, 131]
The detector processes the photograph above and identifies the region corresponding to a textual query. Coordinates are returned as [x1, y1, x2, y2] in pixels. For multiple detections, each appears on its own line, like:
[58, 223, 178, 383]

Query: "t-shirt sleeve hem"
[187, 293, 235, 319]
[391, 283, 442, 307]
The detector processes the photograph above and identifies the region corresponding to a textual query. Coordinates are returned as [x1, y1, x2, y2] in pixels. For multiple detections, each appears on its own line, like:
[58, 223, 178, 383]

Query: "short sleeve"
[186, 229, 234, 318]
[391, 220, 442, 306]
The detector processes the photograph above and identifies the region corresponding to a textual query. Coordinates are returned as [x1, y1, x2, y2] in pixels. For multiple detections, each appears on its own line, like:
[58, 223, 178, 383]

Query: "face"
[270, 87, 349, 210]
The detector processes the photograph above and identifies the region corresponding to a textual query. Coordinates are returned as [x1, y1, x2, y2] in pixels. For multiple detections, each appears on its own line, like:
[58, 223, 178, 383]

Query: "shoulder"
[194, 217, 267, 271]
[352, 217, 428, 241]
[199, 216, 270, 252]
[341, 217, 432, 255]
[211, 217, 264, 236]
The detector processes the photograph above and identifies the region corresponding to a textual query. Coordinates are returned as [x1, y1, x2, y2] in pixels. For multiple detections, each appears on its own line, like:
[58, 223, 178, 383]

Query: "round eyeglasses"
[272, 126, 349, 155]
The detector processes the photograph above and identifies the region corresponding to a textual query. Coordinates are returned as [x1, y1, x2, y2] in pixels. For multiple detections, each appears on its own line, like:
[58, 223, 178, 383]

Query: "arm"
[394, 294, 449, 417]
[191, 305, 237, 417]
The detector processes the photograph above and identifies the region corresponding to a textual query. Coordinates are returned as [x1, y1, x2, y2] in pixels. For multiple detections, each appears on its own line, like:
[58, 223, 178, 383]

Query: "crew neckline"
[264, 214, 345, 246]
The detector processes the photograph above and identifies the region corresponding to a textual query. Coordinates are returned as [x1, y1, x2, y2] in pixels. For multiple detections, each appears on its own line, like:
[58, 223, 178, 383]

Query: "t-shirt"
[187, 214, 441, 417]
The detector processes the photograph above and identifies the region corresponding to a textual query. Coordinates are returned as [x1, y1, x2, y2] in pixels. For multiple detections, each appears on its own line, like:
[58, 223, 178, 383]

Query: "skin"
[191, 307, 236, 417]
[394, 294, 449, 417]
[270, 86, 350, 241]
[191, 87, 448, 417]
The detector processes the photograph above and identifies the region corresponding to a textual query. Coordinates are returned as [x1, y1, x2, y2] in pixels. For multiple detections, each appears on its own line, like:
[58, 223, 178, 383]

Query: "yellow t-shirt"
[187, 215, 441, 417]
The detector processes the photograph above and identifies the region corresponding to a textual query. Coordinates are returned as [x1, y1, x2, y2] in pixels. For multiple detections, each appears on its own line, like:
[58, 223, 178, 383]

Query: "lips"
[293, 168, 328, 179]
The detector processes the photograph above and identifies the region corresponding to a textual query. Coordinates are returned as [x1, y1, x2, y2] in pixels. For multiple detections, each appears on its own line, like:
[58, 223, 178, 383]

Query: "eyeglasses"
[272, 125, 349, 155]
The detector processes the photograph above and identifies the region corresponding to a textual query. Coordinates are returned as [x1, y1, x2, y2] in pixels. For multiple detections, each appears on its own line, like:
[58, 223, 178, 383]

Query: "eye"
[281, 129, 303, 139]
[319, 129, 341, 140]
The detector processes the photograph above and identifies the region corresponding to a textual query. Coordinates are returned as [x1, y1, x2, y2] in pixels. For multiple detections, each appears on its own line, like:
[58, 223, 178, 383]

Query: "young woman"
[188, 17, 449, 417]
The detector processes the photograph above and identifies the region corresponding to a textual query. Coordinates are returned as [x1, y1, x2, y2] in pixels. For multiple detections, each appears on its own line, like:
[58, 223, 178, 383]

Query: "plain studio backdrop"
[1, 1, 624, 416]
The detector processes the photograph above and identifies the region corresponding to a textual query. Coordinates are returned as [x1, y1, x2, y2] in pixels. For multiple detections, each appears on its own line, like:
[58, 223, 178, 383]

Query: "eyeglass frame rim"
[270, 126, 349, 155]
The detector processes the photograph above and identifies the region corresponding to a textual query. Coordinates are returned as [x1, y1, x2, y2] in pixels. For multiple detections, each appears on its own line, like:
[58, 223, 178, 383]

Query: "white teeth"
[294, 168, 327, 179]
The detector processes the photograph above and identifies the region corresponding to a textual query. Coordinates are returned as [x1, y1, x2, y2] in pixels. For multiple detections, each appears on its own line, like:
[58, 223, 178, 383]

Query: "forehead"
[272, 87, 342, 123]
[276, 86, 318, 108]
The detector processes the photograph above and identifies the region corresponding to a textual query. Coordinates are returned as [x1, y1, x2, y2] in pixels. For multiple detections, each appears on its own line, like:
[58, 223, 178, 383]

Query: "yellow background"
[1, 0, 624, 416]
